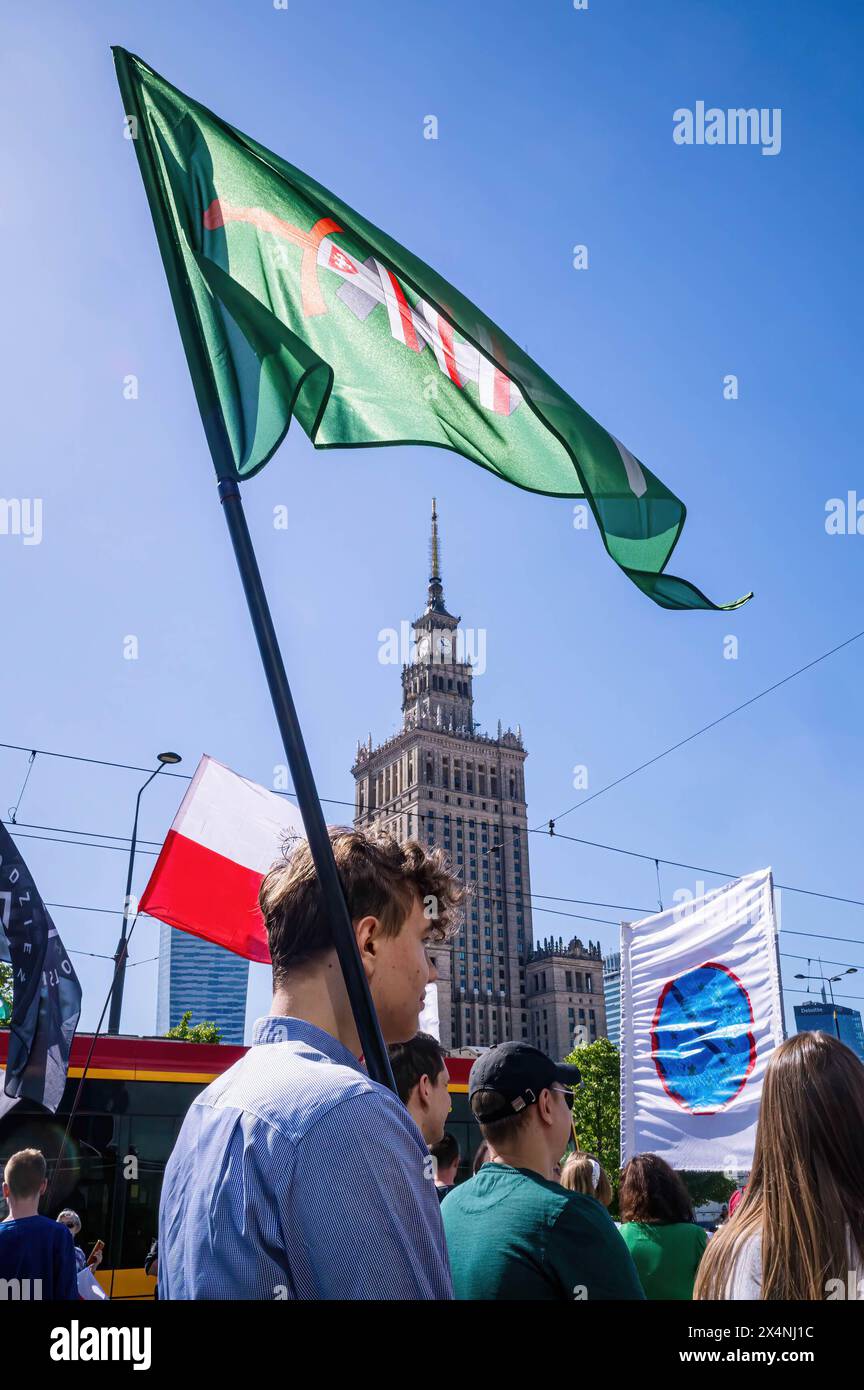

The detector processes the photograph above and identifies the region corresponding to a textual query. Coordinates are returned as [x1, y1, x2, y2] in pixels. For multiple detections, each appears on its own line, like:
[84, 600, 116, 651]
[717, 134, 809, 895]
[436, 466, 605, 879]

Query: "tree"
[564, 1037, 739, 1213]
[0, 963, 11, 1026]
[164, 1010, 222, 1044]
[564, 1036, 621, 1189]
[680, 1170, 738, 1208]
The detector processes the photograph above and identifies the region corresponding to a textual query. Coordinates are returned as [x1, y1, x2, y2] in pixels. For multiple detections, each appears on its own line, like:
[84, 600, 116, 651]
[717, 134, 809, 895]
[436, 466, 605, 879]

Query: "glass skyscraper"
[156, 923, 250, 1045]
[794, 999, 864, 1062]
[603, 950, 621, 1048]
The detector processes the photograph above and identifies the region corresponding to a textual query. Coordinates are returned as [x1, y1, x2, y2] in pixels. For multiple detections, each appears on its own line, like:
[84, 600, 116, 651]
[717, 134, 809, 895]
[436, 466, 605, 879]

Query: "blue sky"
[1, 0, 862, 1041]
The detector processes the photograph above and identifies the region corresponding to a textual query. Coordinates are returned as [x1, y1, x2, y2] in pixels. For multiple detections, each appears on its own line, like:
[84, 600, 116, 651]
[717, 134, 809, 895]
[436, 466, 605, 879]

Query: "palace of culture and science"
[352, 503, 606, 1058]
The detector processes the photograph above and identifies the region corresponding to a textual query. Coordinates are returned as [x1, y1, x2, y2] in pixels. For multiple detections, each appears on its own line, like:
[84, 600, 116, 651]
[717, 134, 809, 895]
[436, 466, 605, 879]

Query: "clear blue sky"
[2, 0, 862, 1041]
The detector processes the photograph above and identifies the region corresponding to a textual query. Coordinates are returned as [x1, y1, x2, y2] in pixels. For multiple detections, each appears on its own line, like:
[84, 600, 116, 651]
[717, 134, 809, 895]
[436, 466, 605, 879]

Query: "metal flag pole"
[217, 477, 396, 1092]
[112, 48, 394, 1091]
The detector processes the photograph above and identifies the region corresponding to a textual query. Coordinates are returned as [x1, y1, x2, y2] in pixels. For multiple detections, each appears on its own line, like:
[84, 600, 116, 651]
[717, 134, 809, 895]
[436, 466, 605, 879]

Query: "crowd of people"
[2, 828, 864, 1300]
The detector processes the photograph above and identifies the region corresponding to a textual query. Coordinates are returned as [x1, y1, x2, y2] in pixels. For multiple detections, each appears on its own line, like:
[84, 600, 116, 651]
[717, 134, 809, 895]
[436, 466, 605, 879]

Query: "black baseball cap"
[468, 1042, 582, 1124]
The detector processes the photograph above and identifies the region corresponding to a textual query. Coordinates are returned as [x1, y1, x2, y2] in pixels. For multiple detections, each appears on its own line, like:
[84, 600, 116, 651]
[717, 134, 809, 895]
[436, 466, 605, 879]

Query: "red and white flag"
[139, 756, 304, 962]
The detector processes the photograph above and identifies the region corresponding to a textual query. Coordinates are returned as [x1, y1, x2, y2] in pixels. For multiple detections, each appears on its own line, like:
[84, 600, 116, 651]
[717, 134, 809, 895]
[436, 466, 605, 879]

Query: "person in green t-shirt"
[617, 1154, 709, 1300]
[441, 1042, 644, 1301]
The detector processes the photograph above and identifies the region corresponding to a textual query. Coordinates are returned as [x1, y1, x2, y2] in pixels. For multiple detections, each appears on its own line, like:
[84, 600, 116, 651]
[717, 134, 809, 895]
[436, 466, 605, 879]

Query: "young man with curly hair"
[158, 828, 461, 1300]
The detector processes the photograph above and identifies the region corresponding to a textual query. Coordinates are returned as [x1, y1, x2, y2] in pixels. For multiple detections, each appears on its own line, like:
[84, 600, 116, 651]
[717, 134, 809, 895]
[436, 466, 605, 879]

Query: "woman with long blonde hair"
[694, 1031, 864, 1300]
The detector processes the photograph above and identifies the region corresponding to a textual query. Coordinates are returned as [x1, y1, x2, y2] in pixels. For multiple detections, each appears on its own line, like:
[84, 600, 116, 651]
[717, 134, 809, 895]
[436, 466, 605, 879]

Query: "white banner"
[620, 868, 784, 1171]
[418, 984, 440, 1042]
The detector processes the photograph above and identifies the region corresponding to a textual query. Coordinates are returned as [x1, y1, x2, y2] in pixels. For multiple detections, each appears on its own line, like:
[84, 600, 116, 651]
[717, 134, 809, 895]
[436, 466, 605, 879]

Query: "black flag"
[0, 823, 81, 1117]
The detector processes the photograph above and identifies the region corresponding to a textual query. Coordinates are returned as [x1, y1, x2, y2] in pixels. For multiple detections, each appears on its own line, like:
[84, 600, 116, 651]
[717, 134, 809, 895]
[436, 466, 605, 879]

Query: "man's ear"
[416, 1073, 431, 1107]
[40, 1178, 48, 1196]
[537, 1088, 555, 1124]
[354, 914, 382, 971]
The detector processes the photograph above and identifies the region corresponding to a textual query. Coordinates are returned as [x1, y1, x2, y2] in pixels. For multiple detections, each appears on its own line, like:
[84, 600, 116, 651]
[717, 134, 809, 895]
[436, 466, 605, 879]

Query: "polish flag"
[139, 756, 305, 963]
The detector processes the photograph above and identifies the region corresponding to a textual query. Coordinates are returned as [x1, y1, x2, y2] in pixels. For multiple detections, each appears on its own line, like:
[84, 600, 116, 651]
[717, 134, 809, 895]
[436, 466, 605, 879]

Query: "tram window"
[0, 1108, 119, 1261]
[127, 1114, 181, 1163]
[121, 1167, 165, 1272]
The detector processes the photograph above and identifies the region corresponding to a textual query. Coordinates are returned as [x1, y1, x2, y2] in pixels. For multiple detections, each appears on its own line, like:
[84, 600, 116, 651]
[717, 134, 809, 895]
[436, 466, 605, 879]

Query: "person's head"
[695, 1031, 864, 1300]
[56, 1209, 81, 1239]
[260, 828, 462, 1044]
[430, 1131, 460, 1187]
[2, 1148, 47, 1215]
[619, 1154, 694, 1225]
[561, 1151, 613, 1207]
[469, 1043, 581, 1180]
[388, 1033, 452, 1146]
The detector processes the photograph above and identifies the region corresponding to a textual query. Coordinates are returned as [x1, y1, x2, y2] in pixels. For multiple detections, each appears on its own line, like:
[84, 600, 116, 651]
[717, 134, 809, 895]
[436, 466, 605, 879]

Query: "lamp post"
[794, 963, 858, 1039]
[107, 752, 181, 1035]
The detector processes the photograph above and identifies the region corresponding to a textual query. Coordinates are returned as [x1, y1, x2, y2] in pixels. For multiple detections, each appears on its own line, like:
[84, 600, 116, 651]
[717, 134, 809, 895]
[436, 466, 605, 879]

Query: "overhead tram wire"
[7, 760, 863, 1014]
[4, 796, 864, 928]
[4, 788, 864, 925]
[0, 817, 651, 919]
[460, 621, 864, 885]
[6, 614, 864, 821]
[536, 826, 864, 913]
[7, 749, 37, 823]
[2, 827, 160, 857]
[2, 818, 163, 847]
[5, 736, 864, 930]
[535, 624, 864, 831]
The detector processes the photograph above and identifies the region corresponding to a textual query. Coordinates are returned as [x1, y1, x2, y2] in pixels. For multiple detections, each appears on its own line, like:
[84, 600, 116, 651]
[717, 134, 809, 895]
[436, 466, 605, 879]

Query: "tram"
[0, 1032, 474, 1299]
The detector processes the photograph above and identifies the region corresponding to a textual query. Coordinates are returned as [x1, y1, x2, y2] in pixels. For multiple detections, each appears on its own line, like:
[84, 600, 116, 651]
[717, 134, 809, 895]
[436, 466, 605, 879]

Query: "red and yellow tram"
[0, 1032, 473, 1299]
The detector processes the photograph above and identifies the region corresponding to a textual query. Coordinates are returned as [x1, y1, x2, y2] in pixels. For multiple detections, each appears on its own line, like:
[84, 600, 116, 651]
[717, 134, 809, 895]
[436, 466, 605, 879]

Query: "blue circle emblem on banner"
[650, 962, 756, 1113]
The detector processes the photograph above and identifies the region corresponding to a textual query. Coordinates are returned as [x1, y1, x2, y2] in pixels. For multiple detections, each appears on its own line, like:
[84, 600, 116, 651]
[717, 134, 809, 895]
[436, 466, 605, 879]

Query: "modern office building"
[794, 999, 864, 1062]
[603, 949, 621, 1048]
[155, 923, 249, 1045]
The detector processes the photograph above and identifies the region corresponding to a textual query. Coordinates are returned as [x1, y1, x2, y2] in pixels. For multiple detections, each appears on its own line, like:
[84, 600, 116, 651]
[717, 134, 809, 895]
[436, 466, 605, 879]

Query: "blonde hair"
[561, 1151, 613, 1206]
[3, 1148, 46, 1200]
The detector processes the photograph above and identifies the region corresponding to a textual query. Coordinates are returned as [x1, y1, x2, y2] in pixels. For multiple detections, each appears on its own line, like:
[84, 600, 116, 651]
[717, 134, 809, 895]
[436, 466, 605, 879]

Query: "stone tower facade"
[352, 501, 533, 1051]
[525, 936, 607, 1060]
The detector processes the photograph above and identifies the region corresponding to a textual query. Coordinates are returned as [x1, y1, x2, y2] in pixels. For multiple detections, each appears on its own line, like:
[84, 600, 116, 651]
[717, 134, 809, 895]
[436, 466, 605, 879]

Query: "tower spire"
[427, 497, 445, 613]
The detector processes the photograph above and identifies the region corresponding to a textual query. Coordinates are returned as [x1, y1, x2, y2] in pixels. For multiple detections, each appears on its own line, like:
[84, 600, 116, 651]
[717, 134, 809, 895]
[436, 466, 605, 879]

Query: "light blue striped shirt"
[157, 1016, 452, 1300]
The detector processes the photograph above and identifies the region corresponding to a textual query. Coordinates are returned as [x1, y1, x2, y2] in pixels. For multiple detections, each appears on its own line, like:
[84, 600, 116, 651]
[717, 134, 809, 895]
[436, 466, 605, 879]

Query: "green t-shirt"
[441, 1163, 645, 1301]
[618, 1221, 708, 1300]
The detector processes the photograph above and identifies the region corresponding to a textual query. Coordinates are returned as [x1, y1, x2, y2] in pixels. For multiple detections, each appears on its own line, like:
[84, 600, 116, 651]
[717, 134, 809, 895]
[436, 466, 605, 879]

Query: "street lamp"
[794, 965, 858, 1040]
[107, 752, 181, 1035]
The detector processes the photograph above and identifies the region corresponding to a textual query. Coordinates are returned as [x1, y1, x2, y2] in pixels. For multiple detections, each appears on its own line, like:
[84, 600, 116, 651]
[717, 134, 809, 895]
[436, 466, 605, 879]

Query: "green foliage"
[164, 1010, 222, 1044]
[564, 1036, 621, 1190]
[0, 963, 12, 1026]
[679, 1171, 738, 1207]
[563, 1036, 739, 1215]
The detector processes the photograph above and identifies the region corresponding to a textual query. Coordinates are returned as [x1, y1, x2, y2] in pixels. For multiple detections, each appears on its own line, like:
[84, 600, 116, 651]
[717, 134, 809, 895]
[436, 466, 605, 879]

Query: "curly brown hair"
[260, 826, 463, 987]
[619, 1153, 695, 1225]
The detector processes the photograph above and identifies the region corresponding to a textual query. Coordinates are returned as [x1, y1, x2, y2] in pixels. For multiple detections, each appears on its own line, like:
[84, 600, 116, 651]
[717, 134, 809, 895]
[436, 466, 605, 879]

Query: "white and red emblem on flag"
[139, 755, 304, 962]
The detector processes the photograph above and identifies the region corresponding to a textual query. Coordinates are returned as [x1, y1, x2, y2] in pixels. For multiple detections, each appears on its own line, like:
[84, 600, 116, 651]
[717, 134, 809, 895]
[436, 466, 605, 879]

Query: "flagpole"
[112, 48, 393, 1090]
[217, 477, 396, 1092]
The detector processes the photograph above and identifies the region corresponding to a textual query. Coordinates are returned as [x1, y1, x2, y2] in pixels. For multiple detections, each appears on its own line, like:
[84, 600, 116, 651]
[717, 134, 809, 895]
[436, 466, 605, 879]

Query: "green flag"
[114, 48, 750, 611]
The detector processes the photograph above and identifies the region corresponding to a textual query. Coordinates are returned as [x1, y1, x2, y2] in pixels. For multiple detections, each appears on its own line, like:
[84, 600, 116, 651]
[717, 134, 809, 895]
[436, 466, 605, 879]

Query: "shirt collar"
[252, 1015, 367, 1075]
